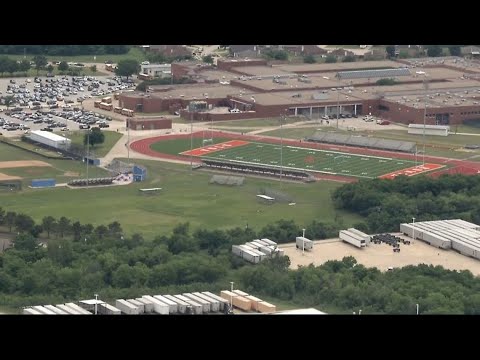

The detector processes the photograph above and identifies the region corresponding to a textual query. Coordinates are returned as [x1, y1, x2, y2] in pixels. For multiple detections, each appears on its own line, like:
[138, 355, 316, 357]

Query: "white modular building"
[29, 130, 71, 150]
[408, 124, 450, 137]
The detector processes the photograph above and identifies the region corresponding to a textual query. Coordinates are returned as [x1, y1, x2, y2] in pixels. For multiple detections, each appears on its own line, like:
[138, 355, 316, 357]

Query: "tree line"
[0, 45, 130, 56]
[332, 174, 480, 233]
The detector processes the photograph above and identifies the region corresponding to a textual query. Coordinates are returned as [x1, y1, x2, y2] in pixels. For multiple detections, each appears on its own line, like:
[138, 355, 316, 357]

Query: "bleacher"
[306, 132, 416, 153]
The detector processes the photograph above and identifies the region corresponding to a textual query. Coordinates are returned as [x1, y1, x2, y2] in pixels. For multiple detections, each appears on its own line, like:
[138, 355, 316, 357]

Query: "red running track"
[130, 131, 480, 182]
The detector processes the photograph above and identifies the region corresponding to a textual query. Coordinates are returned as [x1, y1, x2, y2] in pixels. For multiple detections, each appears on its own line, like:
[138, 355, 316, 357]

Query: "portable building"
[232, 296, 252, 311]
[252, 239, 269, 247]
[295, 237, 313, 250]
[32, 306, 57, 315]
[65, 302, 92, 315]
[23, 308, 42, 315]
[245, 295, 263, 311]
[257, 301, 276, 313]
[56, 304, 83, 315]
[258, 246, 273, 256]
[29, 130, 71, 150]
[261, 238, 277, 247]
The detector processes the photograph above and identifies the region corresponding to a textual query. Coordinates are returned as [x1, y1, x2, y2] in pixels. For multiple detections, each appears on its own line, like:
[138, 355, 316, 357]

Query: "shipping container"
[44, 305, 69, 315]
[153, 295, 179, 314]
[97, 303, 121, 315]
[65, 302, 92, 315]
[221, 290, 238, 304]
[142, 295, 169, 315]
[252, 239, 269, 247]
[232, 245, 244, 256]
[257, 301, 276, 313]
[232, 289, 249, 297]
[192, 292, 220, 312]
[126, 299, 145, 314]
[241, 248, 261, 263]
[245, 241, 261, 249]
[275, 248, 285, 257]
[339, 230, 367, 248]
[183, 293, 211, 313]
[173, 295, 203, 314]
[232, 296, 252, 311]
[163, 294, 188, 314]
[295, 237, 313, 250]
[136, 297, 155, 313]
[116, 299, 141, 315]
[258, 246, 273, 256]
[245, 295, 263, 311]
[202, 291, 229, 311]
[261, 238, 277, 247]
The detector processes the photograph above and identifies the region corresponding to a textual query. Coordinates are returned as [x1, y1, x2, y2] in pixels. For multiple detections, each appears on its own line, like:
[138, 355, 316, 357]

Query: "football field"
[181, 140, 443, 179]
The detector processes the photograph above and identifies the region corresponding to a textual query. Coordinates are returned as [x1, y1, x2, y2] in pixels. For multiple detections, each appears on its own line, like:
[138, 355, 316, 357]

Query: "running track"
[130, 131, 480, 182]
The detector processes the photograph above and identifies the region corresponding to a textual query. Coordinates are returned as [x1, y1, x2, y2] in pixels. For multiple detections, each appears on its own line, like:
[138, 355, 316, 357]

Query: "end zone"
[181, 140, 250, 156]
[380, 163, 444, 179]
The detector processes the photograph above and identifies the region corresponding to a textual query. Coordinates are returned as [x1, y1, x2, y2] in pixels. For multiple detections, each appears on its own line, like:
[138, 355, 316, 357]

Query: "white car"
[141, 61, 150, 65]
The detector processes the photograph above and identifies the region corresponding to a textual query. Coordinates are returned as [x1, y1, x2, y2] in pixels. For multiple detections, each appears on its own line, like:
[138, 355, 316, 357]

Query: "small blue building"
[31, 178, 56, 188]
[133, 165, 147, 182]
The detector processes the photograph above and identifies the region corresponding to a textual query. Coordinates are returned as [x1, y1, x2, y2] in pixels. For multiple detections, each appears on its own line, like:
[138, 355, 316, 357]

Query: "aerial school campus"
[4, 45, 480, 315]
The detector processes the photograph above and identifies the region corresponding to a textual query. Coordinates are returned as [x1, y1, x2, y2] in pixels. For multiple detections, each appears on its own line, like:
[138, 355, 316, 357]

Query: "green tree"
[14, 213, 35, 233]
[325, 55, 337, 63]
[0, 207, 5, 225]
[448, 46, 461, 57]
[58, 61, 69, 72]
[94, 225, 108, 240]
[202, 55, 213, 64]
[57, 216, 71, 238]
[19, 59, 30, 74]
[4, 211, 16, 232]
[427, 45, 442, 57]
[42, 216, 56, 238]
[90, 65, 97, 73]
[32, 55, 47, 75]
[13, 233, 37, 251]
[3, 95, 15, 110]
[46, 64, 54, 73]
[107, 221, 123, 238]
[303, 54, 316, 63]
[84, 128, 105, 147]
[72, 221, 82, 241]
[342, 55, 356, 62]
[386, 45, 396, 58]
[115, 59, 139, 79]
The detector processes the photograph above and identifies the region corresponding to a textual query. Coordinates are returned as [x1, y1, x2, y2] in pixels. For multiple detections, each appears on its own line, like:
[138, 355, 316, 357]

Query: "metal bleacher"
[306, 132, 416, 153]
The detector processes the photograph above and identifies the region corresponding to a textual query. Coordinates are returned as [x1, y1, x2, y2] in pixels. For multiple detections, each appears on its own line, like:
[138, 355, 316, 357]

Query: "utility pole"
[190, 104, 194, 173]
[280, 113, 284, 187]
[86, 130, 90, 188]
[127, 119, 130, 162]
[423, 77, 428, 166]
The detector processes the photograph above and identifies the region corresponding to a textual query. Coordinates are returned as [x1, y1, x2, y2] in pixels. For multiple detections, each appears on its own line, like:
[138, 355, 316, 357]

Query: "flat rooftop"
[146, 84, 252, 100]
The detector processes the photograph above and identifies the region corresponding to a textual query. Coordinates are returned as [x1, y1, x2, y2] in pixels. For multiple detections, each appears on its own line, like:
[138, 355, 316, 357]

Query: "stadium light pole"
[190, 106, 193, 173]
[423, 76, 428, 166]
[412, 217, 415, 244]
[86, 129, 90, 188]
[127, 118, 130, 162]
[336, 75, 340, 129]
[279, 112, 284, 187]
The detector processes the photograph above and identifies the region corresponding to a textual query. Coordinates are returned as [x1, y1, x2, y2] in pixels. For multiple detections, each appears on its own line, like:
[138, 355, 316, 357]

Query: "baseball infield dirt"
[281, 234, 480, 276]
[0, 173, 21, 181]
[0, 160, 52, 169]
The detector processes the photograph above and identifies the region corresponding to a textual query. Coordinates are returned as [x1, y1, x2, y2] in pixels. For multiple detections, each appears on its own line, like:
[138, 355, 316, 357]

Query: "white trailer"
[192, 292, 220, 312]
[245, 241, 261, 249]
[32, 305, 57, 315]
[201, 291, 229, 311]
[183, 293, 211, 313]
[241, 248, 261, 263]
[347, 228, 371, 244]
[29, 130, 71, 150]
[126, 299, 145, 314]
[275, 248, 285, 257]
[232, 245, 243, 256]
[296, 237, 313, 250]
[339, 230, 367, 248]
[142, 295, 169, 315]
[239, 244, 257, 252]
[163, 294, 189, 314]
[249, 248, 267, 261]
[136, 297, 155, 313]
[252, 239, 269, 247]
[23, 308, 42, 315]
[261, 238, 277, 248]
[173, 295, 203, 314]
[258, 246, 273, 256]
[65, 302, 92, 315]
[97, 303, 121, 315]
[44, 305, 69, 315]
[115, 299, 141, 315]
[56, 304, 83, 315]
[153, 295, 179, 314]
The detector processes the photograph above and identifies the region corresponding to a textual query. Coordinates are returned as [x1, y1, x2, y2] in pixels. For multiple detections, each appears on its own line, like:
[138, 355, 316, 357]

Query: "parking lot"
[0, 75, 136, 136]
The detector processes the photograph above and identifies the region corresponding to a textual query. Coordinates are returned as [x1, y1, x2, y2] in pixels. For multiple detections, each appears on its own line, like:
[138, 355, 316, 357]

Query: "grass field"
[3, 47, 147, 64]
[0, 159, 362, 238]
[68, 130, 123, 157]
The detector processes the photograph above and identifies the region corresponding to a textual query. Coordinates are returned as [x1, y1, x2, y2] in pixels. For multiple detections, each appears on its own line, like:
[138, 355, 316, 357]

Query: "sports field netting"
[192, 141, 433, 179]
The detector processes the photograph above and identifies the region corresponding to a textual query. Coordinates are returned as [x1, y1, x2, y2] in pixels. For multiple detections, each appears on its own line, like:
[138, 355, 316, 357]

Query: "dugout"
[83, 156, 100, 166]
[0, 179, 22, 191]
[133, 165, 147, 182]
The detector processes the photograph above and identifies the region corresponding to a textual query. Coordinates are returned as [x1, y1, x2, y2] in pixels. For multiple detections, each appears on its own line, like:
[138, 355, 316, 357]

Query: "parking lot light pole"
[412, 217, 416, 243]
[416, 303, 419, 315]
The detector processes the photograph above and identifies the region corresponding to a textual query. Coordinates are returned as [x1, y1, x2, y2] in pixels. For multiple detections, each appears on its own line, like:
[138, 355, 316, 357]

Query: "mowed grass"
[0, 160, 363, 238]
[150, 137, 231, 155]
[3, 47, 147, 64]
[69, 130, 123, 157]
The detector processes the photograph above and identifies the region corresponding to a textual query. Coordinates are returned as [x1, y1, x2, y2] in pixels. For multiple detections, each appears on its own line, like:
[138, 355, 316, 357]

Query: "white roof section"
[408, 124, 450, 130]
[275, 308, 327, 315]
[79, 299, 106, 305]
[30, 130, 71, 142]
[257, 194, 275, 200]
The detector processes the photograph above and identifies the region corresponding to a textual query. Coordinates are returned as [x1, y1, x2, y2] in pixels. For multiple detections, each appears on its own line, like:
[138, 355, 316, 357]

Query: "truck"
[296, 236, 313, 251]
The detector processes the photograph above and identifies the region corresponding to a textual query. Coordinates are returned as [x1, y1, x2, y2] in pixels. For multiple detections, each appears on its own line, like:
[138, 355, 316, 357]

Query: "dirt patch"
[0, 160, 52, 169]
[64, 171, 80, 177]
[281, 234, 480, 276]
[0, 172, 21, 181]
